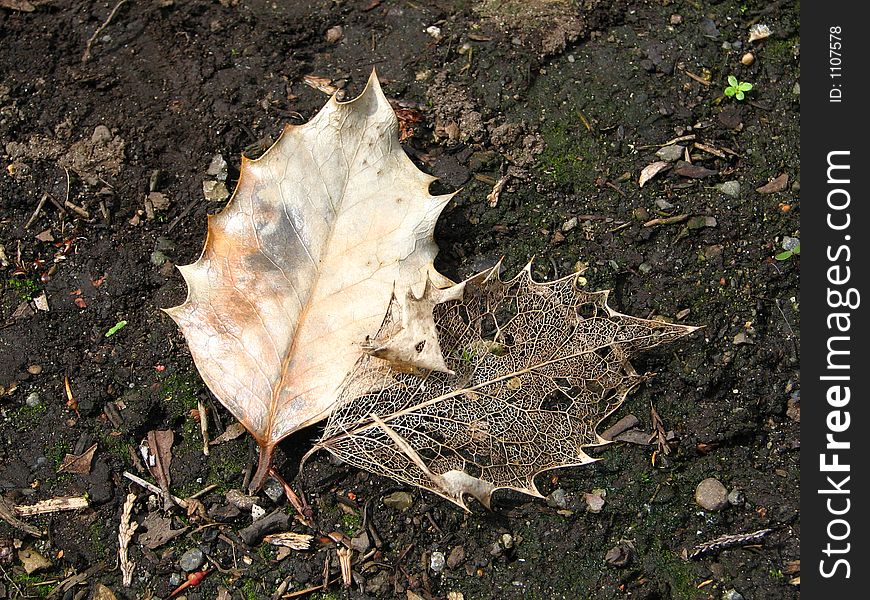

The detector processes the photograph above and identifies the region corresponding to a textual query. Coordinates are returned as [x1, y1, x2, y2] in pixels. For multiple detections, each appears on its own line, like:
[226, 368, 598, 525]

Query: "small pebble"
[202, 180, 229, 202]
[26, 392, 41, 408]
[740, 52, 755, 66]
[717, 181, 741, 198]
[179, 547, 205, 572]
[722, 590, 744, 600]
[168, 572, 184, 587]
[695, 477, 729, 511]
[727, 489, 745, 506]
[604, 543, 632, 567]
[567, 54, 575, 63]
[383, 491, 414, 511]
[656, 144, 684, 162]
[546, 488, 568, 509]
[561, 217, 578, 232]
[27, 365, 42, 375]
[263, 477, 284, 503]
[206, 154, 228, 180]
[500, 533, 514, 550]
[669, 14, 682, 26]
[325, 25, 344, 44]
[429, 550, 446, 573]
[655, 198, 674, 211]
[446, 545, 466, 569]
[91, 125, 113, 144]
[782, 236, 800, 252]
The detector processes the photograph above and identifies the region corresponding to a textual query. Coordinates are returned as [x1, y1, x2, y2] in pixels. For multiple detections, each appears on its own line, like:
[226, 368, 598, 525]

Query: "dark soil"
[0, 1, 799, 599]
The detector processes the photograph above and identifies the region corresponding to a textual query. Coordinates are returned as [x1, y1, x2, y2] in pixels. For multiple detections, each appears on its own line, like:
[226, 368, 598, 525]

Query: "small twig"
[198, 400, 210, 456]
[14, 496, 89, 517]
[679, 66, 712, 86]
[122, 471, 188, 508]
[24, 194, 48, 229]
[82, 0, 128, 63]
[63, 200, 91, 219]
[643, 214, 688, 228]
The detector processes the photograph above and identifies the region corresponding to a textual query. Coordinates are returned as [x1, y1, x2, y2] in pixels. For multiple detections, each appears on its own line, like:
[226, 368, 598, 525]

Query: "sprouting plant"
[775, 243, 800, 261]
[724, 75, 753, 100]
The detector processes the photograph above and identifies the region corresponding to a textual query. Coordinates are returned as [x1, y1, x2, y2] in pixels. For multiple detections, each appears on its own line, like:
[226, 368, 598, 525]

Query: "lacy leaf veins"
[314, 264, 698, 510]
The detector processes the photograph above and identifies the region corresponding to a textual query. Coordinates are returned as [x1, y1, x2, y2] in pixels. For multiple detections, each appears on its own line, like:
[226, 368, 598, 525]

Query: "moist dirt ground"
[0, 1, 799, 599]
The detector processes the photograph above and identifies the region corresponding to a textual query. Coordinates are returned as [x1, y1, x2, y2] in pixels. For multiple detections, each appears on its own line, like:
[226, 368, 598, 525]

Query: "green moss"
[537, 119, 602, 193]
[161, 372, 203, 420]
[309, 592, 340, 600]
[340, 512, 362, 536]
[239, 579, 261, 600]
[11, 402, 47, 421]
[12, 572, 52, 598]
[645, 540, 701, 600]
[7, 277, 39, 301]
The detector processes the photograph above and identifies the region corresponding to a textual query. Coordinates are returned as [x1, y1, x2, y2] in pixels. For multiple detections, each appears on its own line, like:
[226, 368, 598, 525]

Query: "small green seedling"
[105, 320, 128, 337]
[724, 75, 753, 100]
[775, 243, 800, 261]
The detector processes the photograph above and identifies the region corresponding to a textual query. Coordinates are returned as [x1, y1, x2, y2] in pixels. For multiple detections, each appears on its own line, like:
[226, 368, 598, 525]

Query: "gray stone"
[655, 198, 675, 211]
[263, 477, 284, 503]
[202, 180, 229, 202]
[655, 144, 684, 162]
[168, 572, 184, 587]
[717, 181, 741, 198]
[546, 488, 568, 509]
[695, 478, 729, 511]
[206, 154, 228, 180]
[179, 547, 205, 572]
[446, 545, 466, 569]
[150, 250, 168, 266]
[722, 590, 744, 600]
[782, 236, 800, 252]
[429, 550, 446, 573]
[25, 392, 41, 408]
[727, 489, 746, 506]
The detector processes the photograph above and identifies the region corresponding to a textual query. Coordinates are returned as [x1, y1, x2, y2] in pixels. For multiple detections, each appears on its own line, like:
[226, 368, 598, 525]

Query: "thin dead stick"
[14, 496, 89, 517]
[82, 0, 128, 63]
[122, 471, 188, 508]
[198, 400, 210, 456]
[64, 200, 91, 219]
[24, 194, 48, 229]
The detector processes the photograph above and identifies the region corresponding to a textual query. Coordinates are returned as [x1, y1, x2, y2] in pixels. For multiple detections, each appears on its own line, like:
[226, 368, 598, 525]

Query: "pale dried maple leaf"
[316, 265, 697, 510]
[165, 71, 452, 491]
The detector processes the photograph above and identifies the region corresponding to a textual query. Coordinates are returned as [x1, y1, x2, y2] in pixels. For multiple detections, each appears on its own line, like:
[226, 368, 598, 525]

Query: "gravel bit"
[695, 478, 729, 511]
[179, 547, 205, 572]
[430, 550, 446, 573]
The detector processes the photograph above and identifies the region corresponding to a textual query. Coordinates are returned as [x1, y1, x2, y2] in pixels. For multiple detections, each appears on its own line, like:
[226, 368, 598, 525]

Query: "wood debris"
[209, 422, 247, 446]
[14, 495, 89, 517]
[263, 531, 314, 550]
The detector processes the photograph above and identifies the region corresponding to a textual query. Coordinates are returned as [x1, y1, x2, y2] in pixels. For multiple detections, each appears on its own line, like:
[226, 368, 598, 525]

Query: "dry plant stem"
[82, 0, 128, 63]
[14, 495, 89, 516]
[0, 495, 41, 537]
[198, 400, 210, 456]
[24, 194, 48, 229]
[122, 471, 188, 508]
[337, 547, 352, 587]
[118, 492, 138, 587]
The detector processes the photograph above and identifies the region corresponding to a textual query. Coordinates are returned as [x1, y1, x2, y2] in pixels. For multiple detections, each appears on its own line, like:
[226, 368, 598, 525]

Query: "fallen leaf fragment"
[316, 265, 698, 509]
[209, 421, 247, 445]
[673, 161, 718, 179]
[141, 430, 176, 510]
[303, 74, 340, 96]
[19, 547, 52, 574]
[93, 583, 118, 600]
[138, 512, 189, 549]
[58, 442, 98, 475]
[638, 161, 670, 187]
[165, 70, 452, 491]
[0, 0, 35, 12]
[756, 173, 789, 194]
